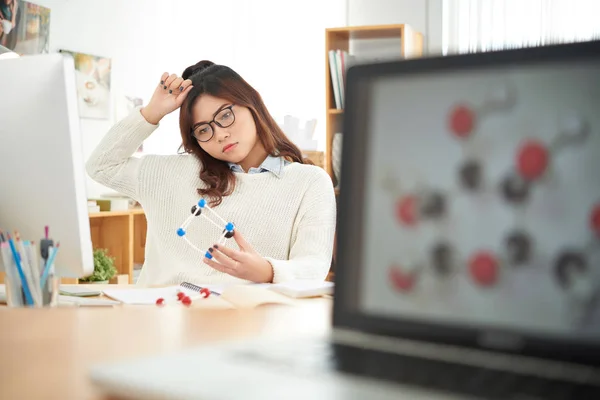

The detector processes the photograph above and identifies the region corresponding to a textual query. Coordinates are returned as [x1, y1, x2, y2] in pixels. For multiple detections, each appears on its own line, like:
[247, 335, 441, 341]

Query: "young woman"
[86, 60, 336, 286]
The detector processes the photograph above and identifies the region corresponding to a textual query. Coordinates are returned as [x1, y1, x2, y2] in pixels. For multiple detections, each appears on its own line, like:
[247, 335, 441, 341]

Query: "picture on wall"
[0, 0, 50, 55]
[60, 49, 112, 120]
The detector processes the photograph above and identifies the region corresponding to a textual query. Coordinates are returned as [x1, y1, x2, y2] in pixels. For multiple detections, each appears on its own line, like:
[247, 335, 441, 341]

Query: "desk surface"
[0, 288, 332, 400]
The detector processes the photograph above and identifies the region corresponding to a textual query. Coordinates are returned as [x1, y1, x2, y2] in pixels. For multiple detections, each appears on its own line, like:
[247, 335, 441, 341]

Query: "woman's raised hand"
[141, 73, 193, 125]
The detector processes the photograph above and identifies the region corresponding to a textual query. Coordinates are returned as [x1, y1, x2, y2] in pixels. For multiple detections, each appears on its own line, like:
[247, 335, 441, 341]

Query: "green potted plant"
[79, 248, 117, 284]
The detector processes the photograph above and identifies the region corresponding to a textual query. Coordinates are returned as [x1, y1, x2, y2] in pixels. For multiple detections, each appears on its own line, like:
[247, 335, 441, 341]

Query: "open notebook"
[102, 282, 296, 309]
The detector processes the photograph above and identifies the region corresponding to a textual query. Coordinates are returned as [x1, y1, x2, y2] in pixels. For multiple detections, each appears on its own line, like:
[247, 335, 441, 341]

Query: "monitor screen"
[357, 58, 600, 343]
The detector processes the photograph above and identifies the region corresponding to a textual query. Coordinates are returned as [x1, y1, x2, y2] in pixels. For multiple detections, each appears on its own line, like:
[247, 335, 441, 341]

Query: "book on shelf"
[328, 49, 357, 110]
[329, 37, 410, 110]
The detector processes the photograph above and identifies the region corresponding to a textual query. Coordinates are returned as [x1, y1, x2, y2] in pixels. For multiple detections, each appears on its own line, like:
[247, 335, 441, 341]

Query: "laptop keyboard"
[232, 340, 600, 399]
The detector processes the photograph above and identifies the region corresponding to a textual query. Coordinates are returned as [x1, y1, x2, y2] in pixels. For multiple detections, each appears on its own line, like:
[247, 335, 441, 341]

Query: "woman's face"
[191, 94, 258, 164]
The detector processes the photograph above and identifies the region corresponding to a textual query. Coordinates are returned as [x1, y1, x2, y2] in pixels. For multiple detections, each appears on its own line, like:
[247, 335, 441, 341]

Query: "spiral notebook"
[102, 282, 223, 305]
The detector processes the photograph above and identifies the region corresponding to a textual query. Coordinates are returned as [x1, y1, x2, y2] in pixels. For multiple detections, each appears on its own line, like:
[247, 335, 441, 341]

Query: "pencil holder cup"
[1, 246, 58, 308]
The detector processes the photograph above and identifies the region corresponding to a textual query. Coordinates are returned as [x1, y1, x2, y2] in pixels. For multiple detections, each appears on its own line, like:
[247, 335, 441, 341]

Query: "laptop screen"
[334, 40, 600, 365]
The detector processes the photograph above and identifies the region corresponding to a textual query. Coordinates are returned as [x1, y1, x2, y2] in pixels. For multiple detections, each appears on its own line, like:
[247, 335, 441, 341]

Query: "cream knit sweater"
[86, 108, 337, 287]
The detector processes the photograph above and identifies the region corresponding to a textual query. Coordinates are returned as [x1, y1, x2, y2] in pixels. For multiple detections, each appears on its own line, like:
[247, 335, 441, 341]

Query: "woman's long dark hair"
[179, 60, 312, 207]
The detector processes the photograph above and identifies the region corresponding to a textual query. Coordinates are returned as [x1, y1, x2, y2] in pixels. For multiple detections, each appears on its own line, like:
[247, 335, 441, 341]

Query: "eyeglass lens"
[193, 106, 235, 142]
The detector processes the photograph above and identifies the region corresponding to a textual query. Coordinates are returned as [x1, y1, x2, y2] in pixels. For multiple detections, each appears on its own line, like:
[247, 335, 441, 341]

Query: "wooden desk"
[0, 292, 332, 400]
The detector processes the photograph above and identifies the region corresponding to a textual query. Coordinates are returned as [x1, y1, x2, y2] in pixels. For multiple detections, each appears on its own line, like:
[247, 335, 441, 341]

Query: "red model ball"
[389, 266, 417, 292]
[396, 195, 418, 226]
[591, 203, 600, 237]
[449, 105, 475, 138]
[200, 288, 211, 298]
[181, 296, 192, 306]
[156, 298, 165, 306]
[469, 251, 499, 287]
[516, 139, 549, 181]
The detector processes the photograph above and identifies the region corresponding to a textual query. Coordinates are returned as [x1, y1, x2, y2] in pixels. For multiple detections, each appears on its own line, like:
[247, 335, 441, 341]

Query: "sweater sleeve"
[264, 168, 337, 283]
[86, 107, 158, 202]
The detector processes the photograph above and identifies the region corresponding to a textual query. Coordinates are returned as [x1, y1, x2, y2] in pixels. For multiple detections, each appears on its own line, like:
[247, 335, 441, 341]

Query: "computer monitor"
[0, 53, 94, 278]
[335, 40, 600, 366]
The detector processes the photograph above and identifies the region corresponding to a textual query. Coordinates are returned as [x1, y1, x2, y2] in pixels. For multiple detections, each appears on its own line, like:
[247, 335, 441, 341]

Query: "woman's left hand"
[203, 230, 274, 283]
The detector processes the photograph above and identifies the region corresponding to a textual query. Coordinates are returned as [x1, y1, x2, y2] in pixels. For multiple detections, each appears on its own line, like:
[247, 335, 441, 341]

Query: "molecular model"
[176, 198, 236, 260]
[155, 288, 211, 307]
[383, 85, 600, 325]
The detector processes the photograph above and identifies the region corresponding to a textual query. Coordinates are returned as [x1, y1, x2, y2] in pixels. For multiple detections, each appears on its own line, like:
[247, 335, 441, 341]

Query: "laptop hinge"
[331, 327, 600, 385]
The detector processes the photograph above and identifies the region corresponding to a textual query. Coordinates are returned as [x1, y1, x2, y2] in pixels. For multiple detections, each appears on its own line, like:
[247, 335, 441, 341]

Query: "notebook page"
[102, 285, 223, 305]
[220, 285, 295, 308]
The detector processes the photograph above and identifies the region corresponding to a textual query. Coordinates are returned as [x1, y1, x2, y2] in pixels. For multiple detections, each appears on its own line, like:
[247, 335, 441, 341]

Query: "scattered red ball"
[389, 266, 417, 292]
[396, 195, 418, 227]
[591, 203, 600, 237]
[200, 288, 211, 298]
[181, 296, 192, 306]
[449, 105, 475, 138]
[469, 251, 499, 287]
[516, 139, 549, 181]
[177, 291, 185, 300]
[156, 298, 165, 306]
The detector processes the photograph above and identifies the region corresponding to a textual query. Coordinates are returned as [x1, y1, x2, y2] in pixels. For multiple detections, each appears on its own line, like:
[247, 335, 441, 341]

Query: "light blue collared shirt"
[227, 155, 290, 178]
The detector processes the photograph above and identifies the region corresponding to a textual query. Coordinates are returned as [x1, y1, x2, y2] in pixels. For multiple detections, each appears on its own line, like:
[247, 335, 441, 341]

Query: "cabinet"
[85, 208, 147, 284]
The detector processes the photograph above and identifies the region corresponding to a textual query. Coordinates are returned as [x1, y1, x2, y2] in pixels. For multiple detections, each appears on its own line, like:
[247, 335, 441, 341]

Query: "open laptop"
[89, 40, 600, 399]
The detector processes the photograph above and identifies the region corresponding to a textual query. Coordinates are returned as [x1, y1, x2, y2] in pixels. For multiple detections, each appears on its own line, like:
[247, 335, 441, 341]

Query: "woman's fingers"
[159, 72, 169, 87]
[175, 85, 193, 106]
[208, 246, 238, 270]
[164, 73, 178, 89]
[168, 77, 183, 94]
[179, 79, 193, 92]
[203, 257, 235, 275]
[232, 230, 251, 252]
[212, 244, 243, 262]
[158, 74, 192, 96]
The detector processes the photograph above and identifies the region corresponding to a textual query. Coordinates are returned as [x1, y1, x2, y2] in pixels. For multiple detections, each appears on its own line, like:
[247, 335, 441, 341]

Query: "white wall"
[32, 0, 346, 198]
[347, 0, 444, 54]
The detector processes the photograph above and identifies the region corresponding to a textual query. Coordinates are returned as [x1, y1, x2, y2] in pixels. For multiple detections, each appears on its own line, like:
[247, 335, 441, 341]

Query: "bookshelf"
[325, 24, 424, 188]
[325, 24, 423, 280]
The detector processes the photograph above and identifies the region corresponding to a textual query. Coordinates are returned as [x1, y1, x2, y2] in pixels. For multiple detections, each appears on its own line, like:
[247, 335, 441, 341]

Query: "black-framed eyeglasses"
[191, 105, 236, 142]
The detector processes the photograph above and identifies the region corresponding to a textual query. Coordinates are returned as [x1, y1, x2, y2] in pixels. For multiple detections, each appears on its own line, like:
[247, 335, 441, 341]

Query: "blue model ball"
[177, 228, 186, 236]
[205, 251, 213, 260]
[198, 198, 207, 208]
[225, 222, 234, 231]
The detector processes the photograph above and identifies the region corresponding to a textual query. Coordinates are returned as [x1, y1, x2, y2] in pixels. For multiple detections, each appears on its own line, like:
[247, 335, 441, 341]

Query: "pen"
[40, 242, 60, 290]
[24, 240, 43, 306]
[17, 234, 42, 306]
[40, 225, 54, 266]
[7, 234, 34, 306]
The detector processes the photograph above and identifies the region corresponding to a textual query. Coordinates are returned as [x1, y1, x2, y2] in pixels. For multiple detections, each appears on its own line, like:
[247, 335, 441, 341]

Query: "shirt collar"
[227, 155, 286, 178]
